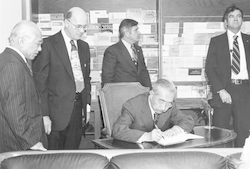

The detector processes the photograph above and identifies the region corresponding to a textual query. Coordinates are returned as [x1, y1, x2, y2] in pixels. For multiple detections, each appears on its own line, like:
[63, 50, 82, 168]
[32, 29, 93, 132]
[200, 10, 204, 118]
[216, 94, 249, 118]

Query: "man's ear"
[224, 20, 228, 27]
[149, 90, 154, 96]
[64, 20, 69, 28]
[124, 27, 131, 37]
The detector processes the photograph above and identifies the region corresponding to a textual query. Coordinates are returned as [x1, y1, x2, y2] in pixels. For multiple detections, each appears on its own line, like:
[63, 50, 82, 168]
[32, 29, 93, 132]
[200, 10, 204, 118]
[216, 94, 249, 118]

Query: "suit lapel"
[242, 33, 250, 78]
[54, 32, 74, 80]
[8, 48, 33, 79]
[7, 48, 40, 99]
[139, 94, 154, 130]
[118, 41, 138, 72]
[219, 33, 231, 74]
[77, 40, 86, 77]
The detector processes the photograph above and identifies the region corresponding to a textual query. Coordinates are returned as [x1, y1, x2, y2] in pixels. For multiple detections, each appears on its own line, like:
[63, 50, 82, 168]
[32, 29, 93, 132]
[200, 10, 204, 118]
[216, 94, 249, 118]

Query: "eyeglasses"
[158, 99, 174, 107]
[67, 19, 88, 31]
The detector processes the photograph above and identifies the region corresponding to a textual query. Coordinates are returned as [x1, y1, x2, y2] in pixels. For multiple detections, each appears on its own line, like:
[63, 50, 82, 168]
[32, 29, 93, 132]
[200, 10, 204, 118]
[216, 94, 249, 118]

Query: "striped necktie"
[131, 45, 138, 65]
[26, 62, 33, 76]
[231, 35, 240, 74]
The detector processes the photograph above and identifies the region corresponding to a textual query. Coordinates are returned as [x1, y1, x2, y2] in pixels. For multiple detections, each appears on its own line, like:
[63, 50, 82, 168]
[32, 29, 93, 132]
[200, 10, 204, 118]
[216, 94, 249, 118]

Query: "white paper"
[158, 133, 204, 146]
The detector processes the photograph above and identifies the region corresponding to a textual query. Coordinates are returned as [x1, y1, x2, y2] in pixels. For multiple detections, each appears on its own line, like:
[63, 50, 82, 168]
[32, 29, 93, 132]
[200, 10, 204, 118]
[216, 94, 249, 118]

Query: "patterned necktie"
[232, 35, 240, 75]
[154, 113, 159, 125]
[131, 45, 138, 65]
[70, 40, 84, 92]
[26, 61, 33, 76]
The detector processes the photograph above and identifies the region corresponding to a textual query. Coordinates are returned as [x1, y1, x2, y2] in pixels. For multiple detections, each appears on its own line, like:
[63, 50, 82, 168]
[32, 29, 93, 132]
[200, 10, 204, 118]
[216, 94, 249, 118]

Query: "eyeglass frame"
[67, 19, 88, 31]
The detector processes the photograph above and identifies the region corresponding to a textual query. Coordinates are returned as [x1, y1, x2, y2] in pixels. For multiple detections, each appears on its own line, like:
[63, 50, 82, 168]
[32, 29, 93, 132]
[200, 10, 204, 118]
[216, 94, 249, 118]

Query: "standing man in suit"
[101, 19, 152, 89]
[205, 4, 250, 147]
[0, 20, 47, 153]
[32, 7, 91, 150]
[112, 79, 194, 143]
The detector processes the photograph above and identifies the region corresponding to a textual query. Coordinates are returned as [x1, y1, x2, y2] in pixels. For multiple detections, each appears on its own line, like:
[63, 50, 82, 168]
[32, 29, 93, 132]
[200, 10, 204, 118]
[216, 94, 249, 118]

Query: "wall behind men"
[0, 0, 22, 52]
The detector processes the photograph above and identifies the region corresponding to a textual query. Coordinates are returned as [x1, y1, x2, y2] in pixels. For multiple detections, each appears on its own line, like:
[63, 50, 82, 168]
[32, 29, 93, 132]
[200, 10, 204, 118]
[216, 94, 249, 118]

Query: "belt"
[75, 92, 82, 101]
[231, 79, 249, 85]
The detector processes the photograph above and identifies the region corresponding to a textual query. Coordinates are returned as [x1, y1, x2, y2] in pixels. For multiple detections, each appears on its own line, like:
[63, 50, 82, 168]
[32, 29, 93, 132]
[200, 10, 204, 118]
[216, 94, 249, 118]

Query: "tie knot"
[154, 113, 159, 124]
[70, 40, 75, 46]
[233, 35, 238, 41]
[70, 40, 77, 51]
[131, 45, 136, 52]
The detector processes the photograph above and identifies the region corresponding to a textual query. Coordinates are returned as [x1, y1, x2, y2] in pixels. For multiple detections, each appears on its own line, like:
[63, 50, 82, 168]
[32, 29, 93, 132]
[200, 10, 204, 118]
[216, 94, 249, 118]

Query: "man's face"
[66, 16, 88, 40]
[22, 31, 43, 60]
[225, 9, 243, 33]
[150, 86, 175, 114]
[127, 25, 140, 43]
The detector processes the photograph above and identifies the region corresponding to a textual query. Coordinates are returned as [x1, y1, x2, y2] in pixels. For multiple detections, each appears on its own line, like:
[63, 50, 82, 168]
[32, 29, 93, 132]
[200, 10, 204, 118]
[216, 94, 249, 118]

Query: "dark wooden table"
[92, 126, 237, 149]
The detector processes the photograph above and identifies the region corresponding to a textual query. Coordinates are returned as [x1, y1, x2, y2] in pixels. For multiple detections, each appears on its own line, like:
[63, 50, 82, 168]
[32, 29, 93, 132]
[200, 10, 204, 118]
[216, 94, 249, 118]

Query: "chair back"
[99, 82, 150, 137]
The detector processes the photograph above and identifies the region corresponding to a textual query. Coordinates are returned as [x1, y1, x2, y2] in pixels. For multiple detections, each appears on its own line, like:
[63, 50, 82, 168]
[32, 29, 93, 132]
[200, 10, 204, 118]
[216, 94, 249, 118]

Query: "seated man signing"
[112, 79, 194, 143]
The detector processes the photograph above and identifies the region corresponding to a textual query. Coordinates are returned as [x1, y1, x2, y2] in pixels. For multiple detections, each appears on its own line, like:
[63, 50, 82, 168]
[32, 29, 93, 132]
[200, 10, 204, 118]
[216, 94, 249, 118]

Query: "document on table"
[158, 133, 204, 146]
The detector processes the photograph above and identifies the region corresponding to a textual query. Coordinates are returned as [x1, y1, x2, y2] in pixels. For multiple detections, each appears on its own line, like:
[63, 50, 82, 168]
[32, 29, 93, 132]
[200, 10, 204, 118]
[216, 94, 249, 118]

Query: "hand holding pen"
[154, 124, 165, 139]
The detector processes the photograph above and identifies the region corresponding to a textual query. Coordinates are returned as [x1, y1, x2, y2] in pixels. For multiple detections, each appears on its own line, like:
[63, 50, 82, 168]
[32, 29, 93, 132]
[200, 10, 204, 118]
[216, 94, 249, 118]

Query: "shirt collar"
[7, 46, 27, 63]
[227, 29, 242, 40]
[148, 94, 156, 118]
[61, 29, 72, 44]
[121, 39, 133, 49]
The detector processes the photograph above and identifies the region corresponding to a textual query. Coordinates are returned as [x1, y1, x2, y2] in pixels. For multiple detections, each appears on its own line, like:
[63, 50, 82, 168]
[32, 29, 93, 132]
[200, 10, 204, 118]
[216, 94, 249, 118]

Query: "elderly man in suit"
[0, 20, 47, 153]
[32, 7, 91, 150]
[101, 18, 152, 89]
[205, 4, 250, 147]
[112, 79, 194, 143]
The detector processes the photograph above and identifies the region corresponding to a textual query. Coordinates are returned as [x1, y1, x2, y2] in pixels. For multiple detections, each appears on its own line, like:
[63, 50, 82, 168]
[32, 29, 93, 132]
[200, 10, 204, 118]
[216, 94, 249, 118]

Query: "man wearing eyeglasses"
[112, 79, 194, 143]
[32, 7, 91, 150]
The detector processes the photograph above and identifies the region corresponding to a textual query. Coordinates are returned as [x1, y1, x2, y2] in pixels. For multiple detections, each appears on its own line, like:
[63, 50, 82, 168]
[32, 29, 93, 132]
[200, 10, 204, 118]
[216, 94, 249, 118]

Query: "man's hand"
[43, 116, 51, 135]
[30, 142, 47, 151]
[218, 89, 232, 104]
[163, 125, 184, 138]
[82, 104, 91, 123]
[149, 129, 163, 142]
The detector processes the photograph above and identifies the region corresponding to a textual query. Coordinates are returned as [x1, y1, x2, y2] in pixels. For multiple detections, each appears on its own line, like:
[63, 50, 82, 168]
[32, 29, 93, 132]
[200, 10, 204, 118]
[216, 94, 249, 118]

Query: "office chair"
[99, 82, 150, 138]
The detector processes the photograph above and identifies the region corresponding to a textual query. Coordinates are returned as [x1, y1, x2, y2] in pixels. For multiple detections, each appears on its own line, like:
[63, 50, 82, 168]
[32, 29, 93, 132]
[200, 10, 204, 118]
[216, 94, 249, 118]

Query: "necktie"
[154, 113, 159, 125]
[232, 35, 240, 75]
[131, 45, 138, 65]
[70, 40, 84, 92]
[26, 61, 33, 76]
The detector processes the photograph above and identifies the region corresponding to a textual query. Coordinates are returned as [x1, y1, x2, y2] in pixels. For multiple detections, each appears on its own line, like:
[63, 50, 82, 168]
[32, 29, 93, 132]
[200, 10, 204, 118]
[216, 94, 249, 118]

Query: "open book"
[157, 133, 204, 146]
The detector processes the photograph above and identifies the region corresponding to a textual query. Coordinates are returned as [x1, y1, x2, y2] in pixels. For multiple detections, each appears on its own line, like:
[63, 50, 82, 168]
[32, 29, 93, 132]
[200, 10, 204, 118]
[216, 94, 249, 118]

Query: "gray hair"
[152, 79, 177, 97]
[8, 20, 39, 45]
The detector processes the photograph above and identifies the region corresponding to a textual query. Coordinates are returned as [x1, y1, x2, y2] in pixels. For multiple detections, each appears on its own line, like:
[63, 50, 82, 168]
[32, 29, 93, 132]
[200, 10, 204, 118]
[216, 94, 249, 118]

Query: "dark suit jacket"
[112, 92, 194, 143]
[0, 48, 47, 153]
[32, 31, 91, 131]
[205, 32, 250, 107]
[101, 40, 152, 88]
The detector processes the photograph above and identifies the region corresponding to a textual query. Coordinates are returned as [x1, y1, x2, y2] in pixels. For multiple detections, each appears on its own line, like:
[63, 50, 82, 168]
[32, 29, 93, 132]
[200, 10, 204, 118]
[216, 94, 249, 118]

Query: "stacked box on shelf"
[162, 22, 225, 83]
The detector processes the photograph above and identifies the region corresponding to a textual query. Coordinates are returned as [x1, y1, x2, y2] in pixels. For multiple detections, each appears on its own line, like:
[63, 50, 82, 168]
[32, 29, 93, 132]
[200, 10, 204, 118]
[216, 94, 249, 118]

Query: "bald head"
[67, 7, 86, 18]
[64, 7, 88, 40]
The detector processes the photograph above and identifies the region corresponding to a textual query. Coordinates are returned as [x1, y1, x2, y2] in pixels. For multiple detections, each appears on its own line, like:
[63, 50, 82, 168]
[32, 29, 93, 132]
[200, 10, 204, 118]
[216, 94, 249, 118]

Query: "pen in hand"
[154, 124, 164, 139]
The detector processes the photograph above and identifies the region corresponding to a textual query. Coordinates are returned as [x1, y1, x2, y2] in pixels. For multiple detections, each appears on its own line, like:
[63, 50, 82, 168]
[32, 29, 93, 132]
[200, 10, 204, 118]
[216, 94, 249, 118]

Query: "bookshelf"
[33, 0, 250, 138]
[158, 0, 250, 101]
[35, 0, 158, 139]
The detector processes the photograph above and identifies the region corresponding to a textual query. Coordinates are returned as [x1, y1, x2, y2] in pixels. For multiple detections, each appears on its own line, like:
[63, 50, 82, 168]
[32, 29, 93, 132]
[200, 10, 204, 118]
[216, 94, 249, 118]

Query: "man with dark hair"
[101, 18, 152, 88]
[205, 4, 250, 147]
[112, 79, 194, 143]
[32, 7, 91, 150]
